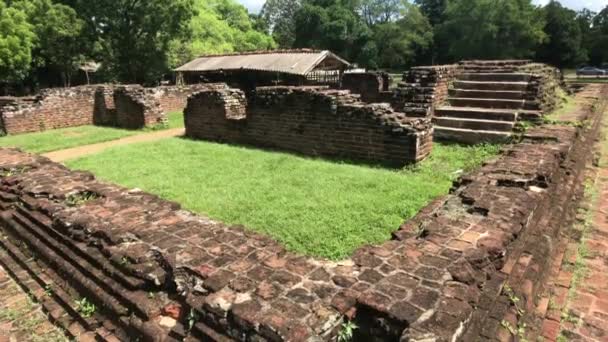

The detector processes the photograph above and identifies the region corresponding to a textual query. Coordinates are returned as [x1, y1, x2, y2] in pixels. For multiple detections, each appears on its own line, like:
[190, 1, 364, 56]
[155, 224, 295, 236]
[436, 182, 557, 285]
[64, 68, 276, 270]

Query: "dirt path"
[42, 127, 184, 162]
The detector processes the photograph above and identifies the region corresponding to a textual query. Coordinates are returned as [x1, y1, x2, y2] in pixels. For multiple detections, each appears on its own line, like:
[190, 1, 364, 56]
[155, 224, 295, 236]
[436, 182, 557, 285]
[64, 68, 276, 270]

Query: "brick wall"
[152, 84, 227, 114]
[0, 86, 602, 342]
[0, 84, 220, 135]
[393, 65, 458, 117]
[113, 85, 166, 129]
[185, 86, 434, 165]
[0, 86, 100, 135]
[342, 72, 392, 103]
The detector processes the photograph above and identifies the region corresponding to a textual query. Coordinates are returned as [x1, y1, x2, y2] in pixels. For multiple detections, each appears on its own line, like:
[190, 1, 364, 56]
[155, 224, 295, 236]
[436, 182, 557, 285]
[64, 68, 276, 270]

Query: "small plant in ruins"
[337, 320, 358, 342]
[65, 191, 100, 207]
[187, 308, 199, 331]
[75, 297, 96, 318]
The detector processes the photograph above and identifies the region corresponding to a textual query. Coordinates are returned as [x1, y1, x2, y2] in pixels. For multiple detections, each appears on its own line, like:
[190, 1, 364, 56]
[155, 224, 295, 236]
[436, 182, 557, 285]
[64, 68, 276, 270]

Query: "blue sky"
[238, 0, 607, 14]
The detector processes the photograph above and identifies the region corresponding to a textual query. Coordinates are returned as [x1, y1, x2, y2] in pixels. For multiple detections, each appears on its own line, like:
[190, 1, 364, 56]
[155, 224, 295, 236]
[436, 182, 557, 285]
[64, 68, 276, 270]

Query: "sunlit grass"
[67, 138, 500, 259]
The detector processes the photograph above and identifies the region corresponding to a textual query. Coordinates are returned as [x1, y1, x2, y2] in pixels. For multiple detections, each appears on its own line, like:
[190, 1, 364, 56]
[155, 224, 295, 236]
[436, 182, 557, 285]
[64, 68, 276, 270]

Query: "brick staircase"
[434, 70, 543, 144]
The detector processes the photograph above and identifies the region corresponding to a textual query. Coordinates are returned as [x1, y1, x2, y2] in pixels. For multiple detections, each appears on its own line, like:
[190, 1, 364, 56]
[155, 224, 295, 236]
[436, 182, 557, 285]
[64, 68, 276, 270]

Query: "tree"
[293, 0, 371, 63]
[370, 3, 433, 68]
[537, 1, 586, 68]
[260, 0, 301, 47]
[63, 0, 196, 84]
[12, 0, 86, 86]
[414, 0, 447, 26]
[360, 0, 402, 26]
[0, 2, 35, 82]
[437, 0, 546, 61]
[169, 0, 276, 68]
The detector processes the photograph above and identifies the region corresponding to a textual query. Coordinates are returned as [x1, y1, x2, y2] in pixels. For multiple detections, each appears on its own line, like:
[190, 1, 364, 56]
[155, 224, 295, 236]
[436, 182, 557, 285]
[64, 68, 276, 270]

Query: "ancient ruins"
[0, 59, 606, 341]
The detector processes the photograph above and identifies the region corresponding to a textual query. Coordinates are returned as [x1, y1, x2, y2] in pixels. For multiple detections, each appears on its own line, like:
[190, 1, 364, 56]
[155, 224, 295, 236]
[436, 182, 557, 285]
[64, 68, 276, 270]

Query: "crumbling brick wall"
[393, 65, 458, 117]
[152, 84, 227, 114]
[0, 86, 100, 135]
[0, 85, 601, 341]
[113, 85, 166, 129]
[185, 86, 434, 165]
[342, 72, 392, 103]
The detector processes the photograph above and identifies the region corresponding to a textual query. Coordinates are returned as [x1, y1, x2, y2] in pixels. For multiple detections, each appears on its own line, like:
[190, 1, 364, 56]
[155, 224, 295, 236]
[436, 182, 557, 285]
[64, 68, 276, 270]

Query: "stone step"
[448, 97, 540, 110]
[454, 81, 530, 91]
[0, 235, 117, 341]
[6, 210, 165, 321]
[433, 126, 512, 144]
[435, 106, 519, 121]
[432, 117, 515, 132]
[456, 73, 533, 82]
[16, 206, 150, 291]
[448, 89, 528, 100]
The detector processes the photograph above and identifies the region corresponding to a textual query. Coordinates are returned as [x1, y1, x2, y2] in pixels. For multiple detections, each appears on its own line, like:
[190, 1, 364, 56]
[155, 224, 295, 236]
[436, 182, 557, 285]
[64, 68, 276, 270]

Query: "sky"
[238, 0, 608, 14]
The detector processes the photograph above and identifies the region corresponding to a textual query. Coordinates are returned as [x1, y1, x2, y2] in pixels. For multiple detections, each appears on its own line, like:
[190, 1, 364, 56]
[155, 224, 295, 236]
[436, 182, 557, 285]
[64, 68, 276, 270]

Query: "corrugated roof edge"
[193, 48, 323, 58]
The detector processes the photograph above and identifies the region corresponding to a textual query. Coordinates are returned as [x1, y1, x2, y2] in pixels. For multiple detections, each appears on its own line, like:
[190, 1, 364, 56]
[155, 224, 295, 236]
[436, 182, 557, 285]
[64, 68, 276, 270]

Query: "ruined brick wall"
[393, 65, 458, 117]
[151, 84, 227, 114]
[0, 86, 101, 135]
[0, 85, 602, 342]
[342, 72, 392, 103]
[516, 63, 564, 113]
[0, 84, 195, 135]
[185, 86, 434, 165]
[113, 85, 166, 129]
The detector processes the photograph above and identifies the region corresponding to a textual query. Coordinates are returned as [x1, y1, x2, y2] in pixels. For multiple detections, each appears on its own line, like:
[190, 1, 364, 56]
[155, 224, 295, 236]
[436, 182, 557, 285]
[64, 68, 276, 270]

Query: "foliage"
[437, 0, 546, 61]
[537, 1, 587, 68]
[0, 1, 35, 82]
[169, 0, 275, 68]
[260, 0, 301, 47]
[294, 0, 371, 64]
[74, 297, 96, 318]
[369, 3, 433, 69]
[67, 139, 500, 260]
[337, 321, 358, 342]
[414, 0, 447, 26]
[11, 0, 86, 86]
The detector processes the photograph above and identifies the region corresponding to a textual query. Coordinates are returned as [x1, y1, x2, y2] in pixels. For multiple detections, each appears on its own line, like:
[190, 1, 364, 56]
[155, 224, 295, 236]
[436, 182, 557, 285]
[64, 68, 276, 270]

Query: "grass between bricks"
[0, 111, 185, 154]
[67, 138, 500, 260]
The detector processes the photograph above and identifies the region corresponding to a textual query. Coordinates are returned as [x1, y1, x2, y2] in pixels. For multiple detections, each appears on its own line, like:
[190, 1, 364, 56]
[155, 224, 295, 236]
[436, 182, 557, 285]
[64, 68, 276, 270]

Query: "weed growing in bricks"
[65, 191, 100, 207]
[44, 284, 53, 297]
[187, 308, 199, 331]
[74, 297, 96, 318]
[337, 321, 358, 342]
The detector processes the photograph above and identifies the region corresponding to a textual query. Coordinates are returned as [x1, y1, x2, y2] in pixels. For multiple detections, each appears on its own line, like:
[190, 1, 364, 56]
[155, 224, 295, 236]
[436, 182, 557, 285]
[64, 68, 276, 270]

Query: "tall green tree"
[360, 0, 402, 26]
[0, 1, 35, 83]
[169, 0, 276, 68]
[370, 3, 433, 68]
[63, 0, 195, 84]
[12, 0, 86, 86]
[293, 0, 371, 64]
[537, 1, 586, 68]
[587, 6, 608, 65]
[414, 0, 447, 26]
[260, 0, 301, 47]
[437, 0, 546, 61]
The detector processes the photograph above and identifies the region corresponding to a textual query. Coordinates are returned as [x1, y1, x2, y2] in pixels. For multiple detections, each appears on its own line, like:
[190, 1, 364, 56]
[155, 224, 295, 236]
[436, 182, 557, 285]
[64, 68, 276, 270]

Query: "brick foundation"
[0, 84, 223, 135]
[185, 86, 434, 166]
[0, 85, 602, 341]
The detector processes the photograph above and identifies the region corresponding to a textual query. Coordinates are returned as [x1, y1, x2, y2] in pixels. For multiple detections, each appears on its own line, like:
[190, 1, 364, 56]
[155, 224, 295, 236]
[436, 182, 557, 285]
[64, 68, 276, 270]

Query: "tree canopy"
[1, 0, 608, 92]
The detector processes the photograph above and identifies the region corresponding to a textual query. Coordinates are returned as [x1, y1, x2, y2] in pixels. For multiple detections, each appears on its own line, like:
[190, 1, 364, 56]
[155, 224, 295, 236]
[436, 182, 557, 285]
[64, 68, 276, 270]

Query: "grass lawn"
[0, 111, 185, 153]
[166, 111, 185, 129]
[0, 126, 140, 153]
[67, 138, 500, 260]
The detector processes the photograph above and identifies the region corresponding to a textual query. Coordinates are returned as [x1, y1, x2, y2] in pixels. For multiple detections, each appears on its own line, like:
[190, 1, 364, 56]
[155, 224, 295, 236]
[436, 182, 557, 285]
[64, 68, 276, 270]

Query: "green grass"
[0, 111, 185, 153]
[0, 126, 140, 153]
[66, 138, 500, 259]
[167, 111, 185, 129]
